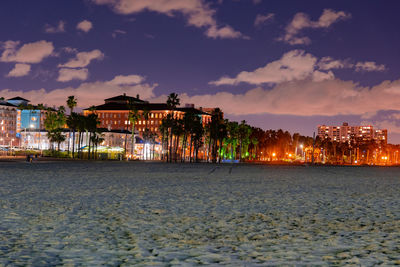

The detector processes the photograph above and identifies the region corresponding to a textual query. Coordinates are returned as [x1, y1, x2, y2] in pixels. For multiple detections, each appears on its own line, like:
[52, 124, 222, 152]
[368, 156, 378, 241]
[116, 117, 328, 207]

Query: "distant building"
[84, 94, 212, 135]
[0, 100, 18, 147]
[317, 122, 387, 144]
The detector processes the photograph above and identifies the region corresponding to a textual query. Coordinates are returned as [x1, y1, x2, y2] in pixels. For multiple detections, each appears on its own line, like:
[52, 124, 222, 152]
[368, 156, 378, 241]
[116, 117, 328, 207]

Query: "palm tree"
[44, 107, 66, 153]
[160, 116, 171, 161]
[166, 93, 180, 162]
[142, 107, 150, 160]
[86, 113, 99, 160]
[66, 112, 80, 159]
[128, 105, 140, 158]
[36, 103, 45, 152]
[66, 96, 77, 156]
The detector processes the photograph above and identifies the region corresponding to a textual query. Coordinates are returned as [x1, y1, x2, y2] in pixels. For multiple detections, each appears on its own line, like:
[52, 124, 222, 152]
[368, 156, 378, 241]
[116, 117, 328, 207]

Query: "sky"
[1, 0, 400, 142]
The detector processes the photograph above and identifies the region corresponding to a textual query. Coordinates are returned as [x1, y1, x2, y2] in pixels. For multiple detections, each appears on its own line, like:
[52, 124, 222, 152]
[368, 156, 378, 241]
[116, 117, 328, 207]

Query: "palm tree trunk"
[72, 130, 76, 159]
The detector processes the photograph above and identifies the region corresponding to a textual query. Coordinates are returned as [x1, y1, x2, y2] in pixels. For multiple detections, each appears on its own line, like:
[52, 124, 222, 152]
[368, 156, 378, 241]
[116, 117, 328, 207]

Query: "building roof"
[104, 94, 147, 103]
[85, 102, 210, 115]
[0, 101, 17, 107]
[7, 96, 30, 102]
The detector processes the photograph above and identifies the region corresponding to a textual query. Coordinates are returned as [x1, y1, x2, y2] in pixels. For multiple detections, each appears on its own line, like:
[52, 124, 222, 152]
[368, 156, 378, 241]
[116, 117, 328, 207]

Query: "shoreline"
[0, 156, 398, 167]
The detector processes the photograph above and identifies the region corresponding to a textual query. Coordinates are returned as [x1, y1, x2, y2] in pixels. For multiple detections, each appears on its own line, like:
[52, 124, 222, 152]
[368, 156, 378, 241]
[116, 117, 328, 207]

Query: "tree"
[66, 112, 80, 159]
[128, 104, 140, 158]
[142, 107, 150, 160]
[66, 96, 77, 157]
[44, 107, 66, 152]
[36, 103, 45, 152]
[166, 93, 180, 162]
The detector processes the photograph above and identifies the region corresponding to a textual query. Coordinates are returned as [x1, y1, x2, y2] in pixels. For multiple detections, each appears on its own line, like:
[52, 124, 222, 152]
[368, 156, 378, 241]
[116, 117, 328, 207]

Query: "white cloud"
[57, 68, 89, 82]
[61, 47, 78, 54]
[0, 75, 157, 108]
[355, 61, 386, 72]
[77, 20, 93, 33]
[205, 25, 244, 39]
[279, 9, 351, 45]
[45, 21, 66, 33]
[318, 57, 350, 70]
[0, 40, 54, 63]
[210, 50, 328, 86]
[112, 29, 127, 38]
[58, 49, 104, 68]
[92, 0, 245, 39]
[211, 50, 387, 86]
[152, 78, 400, 117]
[318, 57, 386, 72]
[107, 74, 145, 85]
[6, 63, 31, 77]
[254, 13, 274, 27]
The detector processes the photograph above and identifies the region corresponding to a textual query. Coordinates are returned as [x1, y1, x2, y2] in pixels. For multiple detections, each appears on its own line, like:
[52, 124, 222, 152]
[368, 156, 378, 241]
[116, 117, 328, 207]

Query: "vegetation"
[37, 94, 397, 165]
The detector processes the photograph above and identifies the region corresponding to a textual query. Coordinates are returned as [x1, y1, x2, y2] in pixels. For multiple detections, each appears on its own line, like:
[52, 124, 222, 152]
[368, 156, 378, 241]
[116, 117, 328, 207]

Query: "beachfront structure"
[83, 94, 212, 136]
[317, 122, 387, 144]
[0, 100, 18, 147]
[19, 128, 160, 159]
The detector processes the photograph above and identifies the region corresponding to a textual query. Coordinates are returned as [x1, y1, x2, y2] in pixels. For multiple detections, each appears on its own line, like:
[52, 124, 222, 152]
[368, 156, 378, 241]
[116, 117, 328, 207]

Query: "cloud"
[92, 0, 245, 39]
[211, 50, 387, 86]
[61, 47, 78, 54]
[254, 13, 274, 27]
[318, 57, 386, 72]
[57, 68, 89, 82]
[44, 21, 66, 33]
[279, 9, 351, 45]
[253, 0, 262, 4]
[205, 25, 244, 39]
[112, 29, 127, 38]
[0, 75, 157, 108]
[151, 78, 400, 118]
[107, 74, 145, 85]
[77, 20, 93, 33]
[210, 50, 328, 85]
[58, 49, 104, 68]
[318, 57, 351, 70]
[6, 63, 31, 77]
[355, 61, 386, 72]
[0, 40, 54, 63]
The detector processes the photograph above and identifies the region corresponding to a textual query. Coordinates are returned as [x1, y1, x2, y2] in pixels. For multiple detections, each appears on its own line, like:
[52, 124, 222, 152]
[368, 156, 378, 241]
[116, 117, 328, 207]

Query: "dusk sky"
[1, 1, 400, 142]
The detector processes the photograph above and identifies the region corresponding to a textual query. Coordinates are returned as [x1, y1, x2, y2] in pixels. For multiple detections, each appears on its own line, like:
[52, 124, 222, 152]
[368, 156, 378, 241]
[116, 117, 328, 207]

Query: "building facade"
[318, 122, 387, 144]
[0, 100, 18, 147]
[84, 94, 212, 136]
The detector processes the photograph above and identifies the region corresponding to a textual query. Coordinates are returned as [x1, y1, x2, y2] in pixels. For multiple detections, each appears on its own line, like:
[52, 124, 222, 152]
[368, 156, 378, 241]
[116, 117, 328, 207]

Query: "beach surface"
[0, 162, 399, 265]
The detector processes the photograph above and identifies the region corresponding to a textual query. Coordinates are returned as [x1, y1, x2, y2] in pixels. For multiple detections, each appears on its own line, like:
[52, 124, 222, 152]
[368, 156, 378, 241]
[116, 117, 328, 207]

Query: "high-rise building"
[317, 122, 387, 144]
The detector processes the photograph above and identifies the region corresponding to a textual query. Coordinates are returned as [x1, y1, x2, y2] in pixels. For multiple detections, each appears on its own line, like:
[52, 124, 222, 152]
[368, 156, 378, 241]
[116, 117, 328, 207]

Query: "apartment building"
[318, 122, 387, 144]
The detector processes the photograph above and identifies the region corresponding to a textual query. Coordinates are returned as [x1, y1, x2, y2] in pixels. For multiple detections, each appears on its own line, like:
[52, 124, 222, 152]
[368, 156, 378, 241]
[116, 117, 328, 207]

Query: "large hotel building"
[84, 94, 212, 135]
[317, 122, 387, 144]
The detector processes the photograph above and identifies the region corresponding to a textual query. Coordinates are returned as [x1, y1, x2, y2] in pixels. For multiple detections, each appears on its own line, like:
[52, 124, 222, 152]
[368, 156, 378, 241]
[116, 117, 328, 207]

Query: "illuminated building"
[0, 100, 17, 147]
[317, 122, 387, 144]
[83, 94, 212, 136]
